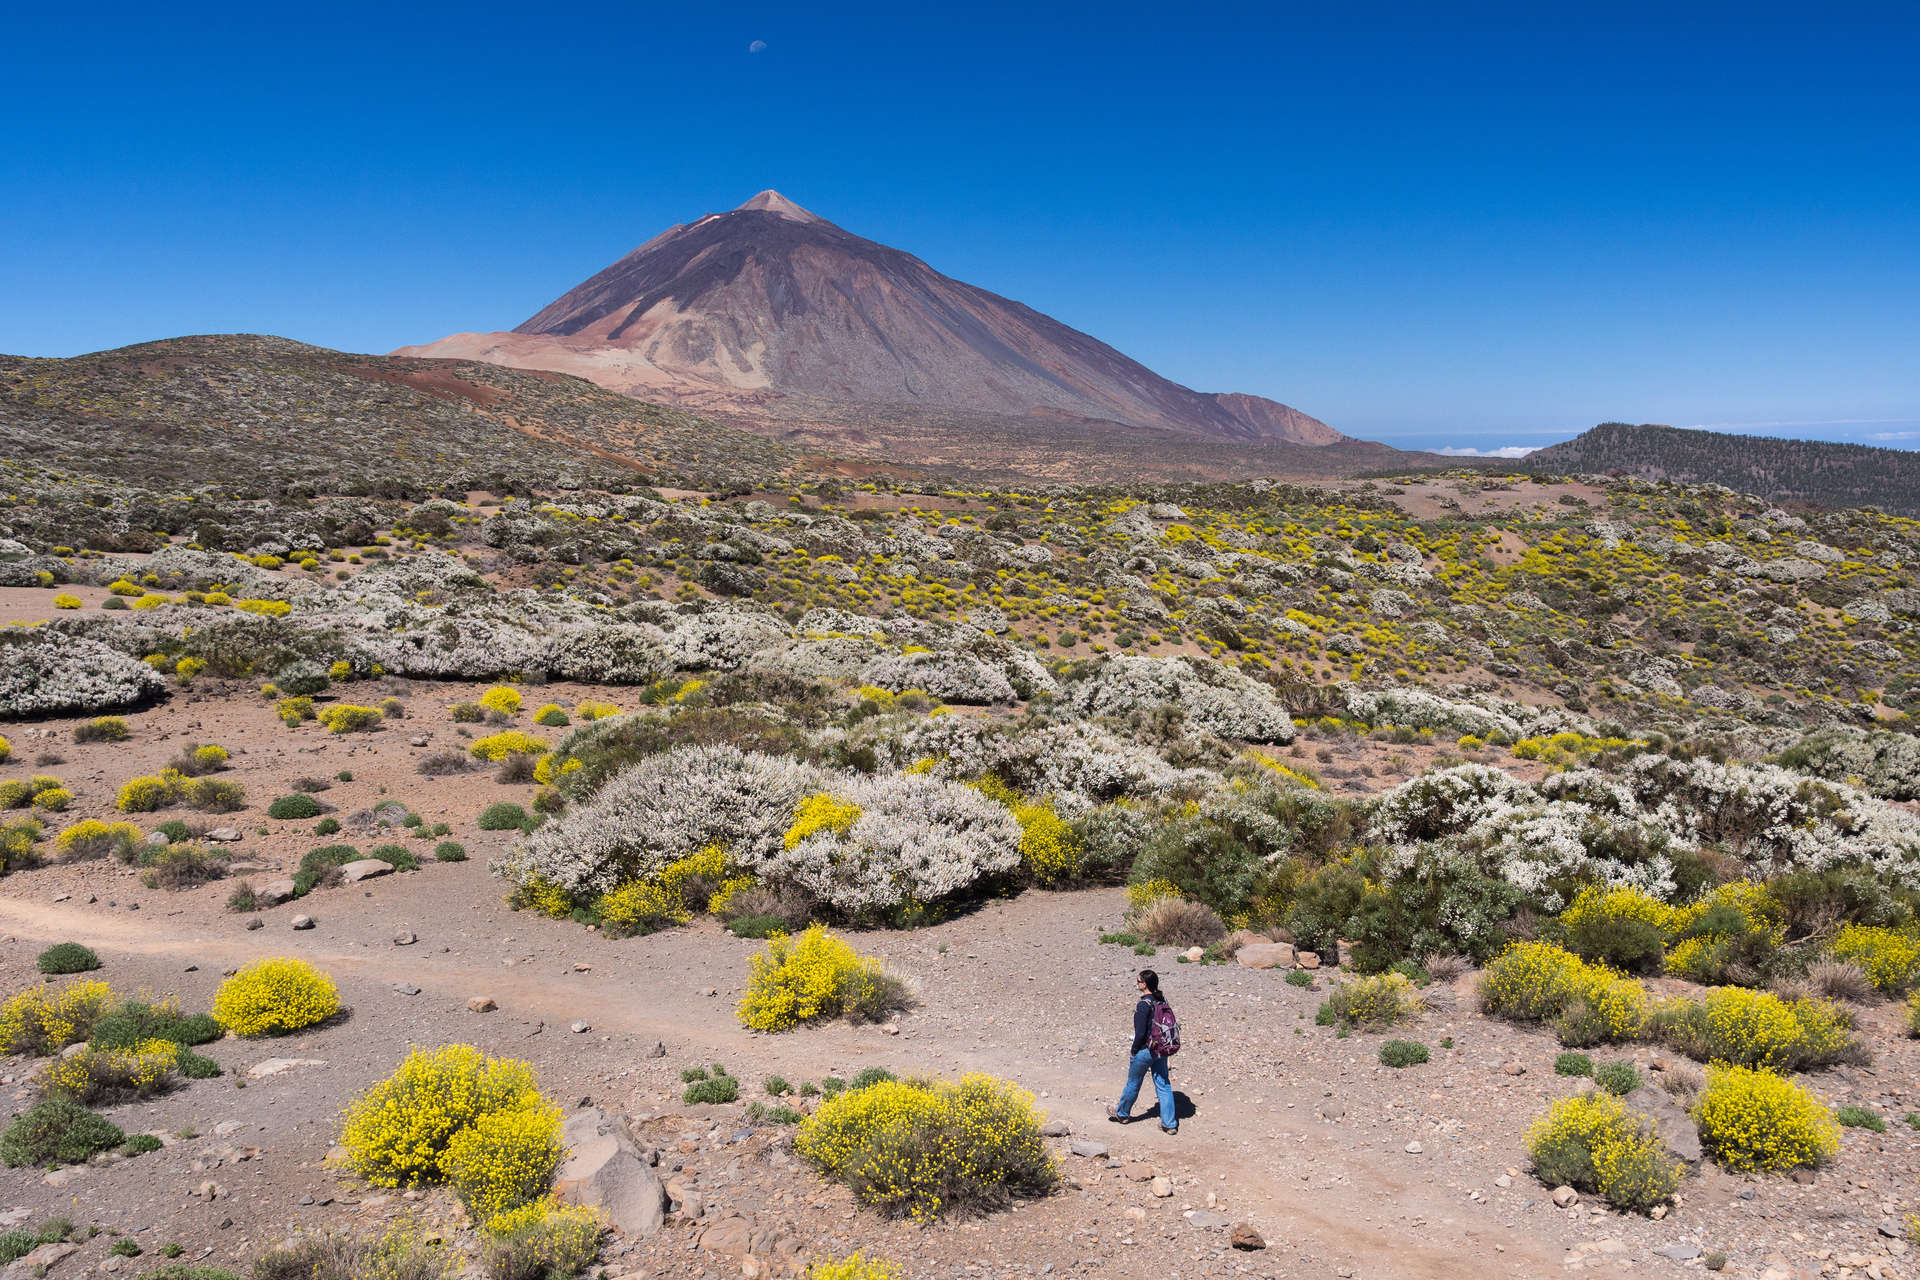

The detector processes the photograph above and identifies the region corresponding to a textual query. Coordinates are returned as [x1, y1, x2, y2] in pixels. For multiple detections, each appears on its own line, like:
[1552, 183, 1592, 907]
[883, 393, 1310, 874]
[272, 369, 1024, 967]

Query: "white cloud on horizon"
[1436, 445, 1538, 458]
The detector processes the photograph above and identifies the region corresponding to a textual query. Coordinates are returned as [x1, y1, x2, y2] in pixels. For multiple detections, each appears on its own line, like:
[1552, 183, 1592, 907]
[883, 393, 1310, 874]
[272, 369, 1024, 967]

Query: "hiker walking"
[1110, 968, 1179, 1134]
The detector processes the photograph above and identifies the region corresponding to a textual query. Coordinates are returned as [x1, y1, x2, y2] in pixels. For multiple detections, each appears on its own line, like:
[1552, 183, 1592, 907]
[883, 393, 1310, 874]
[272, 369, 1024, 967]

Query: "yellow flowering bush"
[479, 686, 523, 716]
[1524, 1092, 1680, 1212]
[1126, 878, 1184, 913]
[317, 704, 384, 733]
[234, 597, 290, 616]
[785, 793, 862, 848]
[276, 695, 317, 726]
[0, 734, 10, 763]
[443, 1100, 566, 1219]
[794, 1072, 1058, 1220]
[191, 744, 230, 769]
[1905, 989, 1920, 1037]
[1831, 925, 1920, 995]
[39, 1037, 181, 1103]
[1559, 885, 1677, 938]
[115, 773, 179, 813]
[574, 700, 620, 721]
[807, 1254, 902, 1280]
[739, 925, 907, 1032]
[974, 778, 1080, 886]
[51, 593, 81, 610]
[1478, 941, 1647, 1045]
[1648, 987, 1862, 1072]
[29, 788, 72, 813]
[53, 818, 141, 859]
[1693, 1064, 1840, 1172]
[478, 1201, 603, 1276]
[593, 880, 687, 935]
[341, 1045, 547, 1190]
[469, 730, 550, 762]
[0, 980, 112, 1055]
[1321, 972, 1423, 1027]
[211, 958, 341, 1036]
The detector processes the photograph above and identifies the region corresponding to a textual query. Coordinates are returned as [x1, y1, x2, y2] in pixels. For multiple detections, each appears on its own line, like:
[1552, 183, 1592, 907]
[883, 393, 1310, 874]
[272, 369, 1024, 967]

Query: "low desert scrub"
[140, 842, 229, 890]
[0, 980, 112, 1055]
[0, 1220, 84, 1265]
[267, 794, 323, 820]
[39, 1038, 183, 1103]
[1908, 990, 1920, 1037]
[477, 802, 532, 831]
[1525, 1092, 1681, 1213]
[1836, 1104, 1885, 1132]
[1478, 941, 1646, 1046]
[1692, 1064, 1840, 1172]
[478, 1202, 603, 1280]
[1593, 1061, 1642, 1096]
[1379, 1038, 1429, 1067]
[36, 942, 99, 975]
[1421, 952, 1471, 983]
[211, 958, 340, 1036]
[317, 704, 384, 733]
[1656, 1059, 1705, 1103]
[1130, 894, 1227, 948]
[478, 686, 523, 717]
[469, 730, 550, 762]
[417, 750, 470, 777]
[682, 1064, 741, 1104]
[737, 925, 911, 1032]
[1800, 960, 1874, 1004]
[1645, 987, 1865, 1072]
[89, 997, 222, 1051]
[71, 716, 130, 744]
[1318, 972, 1422, 1029]
[251, 1223, 457, 1280]
[794, 1072, 1058, 1220]
[0, 1098, 123, 1167]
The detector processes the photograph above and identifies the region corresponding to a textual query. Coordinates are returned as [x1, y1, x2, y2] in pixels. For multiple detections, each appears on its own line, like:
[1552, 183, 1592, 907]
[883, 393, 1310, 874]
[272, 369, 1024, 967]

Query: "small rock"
[245, 917, 264, 931]
[1655, 1245, 1701, 1261]
[1296, 951, 1321, 970]
[394, 932, 417, 946]
[1187, 1210, 1231, 1230]
[409, 735, 430, 747]
[1150, 1176, 1173, 1198]
[1235, 942, 1296, 970]
[571, 1021, 590, 1034]
[1880, 1219, 1904, 1238]
[1229, 1224, 1266, 1251]
[392, 983, 421, 997]
[1404, 1141, 1423, 1154]
[290, 914, 315, 930]
[1502, 1061, 1527, 1076]
[468, 996, 497, 1012]
[644, 1041, 667, 1059]
[880, 1021, 900, 1036]
[1124, 1162, 1156, 1181]
[247, 1057, 326, 1079]
[1068, 1140, 1108, 1159]
[257, 879, 297, 905]
[1551, 1186, 1578, 1208]
[1040, 1119, 1071, 1138]
[206, 827, 243, 842]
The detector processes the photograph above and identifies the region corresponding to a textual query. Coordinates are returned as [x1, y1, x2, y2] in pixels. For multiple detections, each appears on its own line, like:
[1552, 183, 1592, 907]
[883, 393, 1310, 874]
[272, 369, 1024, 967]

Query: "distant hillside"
[0, 334, 802, 496]
[1523, 422, 1920, 516]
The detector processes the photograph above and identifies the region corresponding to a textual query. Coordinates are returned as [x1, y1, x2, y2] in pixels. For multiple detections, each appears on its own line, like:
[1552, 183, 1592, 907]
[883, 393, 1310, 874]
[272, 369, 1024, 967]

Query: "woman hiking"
[1109, 968, 1179, 1134]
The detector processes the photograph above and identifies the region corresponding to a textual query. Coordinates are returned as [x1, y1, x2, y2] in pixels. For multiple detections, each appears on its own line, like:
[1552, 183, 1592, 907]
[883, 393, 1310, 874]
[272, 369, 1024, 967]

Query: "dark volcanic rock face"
[491, 192, 1339, 446]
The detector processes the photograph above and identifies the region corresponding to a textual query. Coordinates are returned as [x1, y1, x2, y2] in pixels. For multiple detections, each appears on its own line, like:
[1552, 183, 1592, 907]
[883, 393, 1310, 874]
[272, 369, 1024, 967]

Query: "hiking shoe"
[1161, 1125, 1178, 1135]
[1108, 1110, 1130, 1123]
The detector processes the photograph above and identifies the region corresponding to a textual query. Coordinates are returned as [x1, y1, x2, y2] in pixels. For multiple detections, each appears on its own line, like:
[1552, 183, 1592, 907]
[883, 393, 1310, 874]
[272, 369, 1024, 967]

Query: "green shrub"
[315, 817, 341, 836]
[1565, 915, 1666, 975]
[1593, 1061, 1641, 1096]
[0, 1098, 125, 1166]
[140, 842, 228, 889]
[1835, 1105, 1885, 1132]
[1554, 1051, 1594, 1077]
[477, 802, 531, 831]
[121, 1133, 163, 1154]
[1525, 1092, 1680, 1212]
[795, 1072, 1058, 1220]
[89, 999, 223, 1049]
[369, 844, 420, 872]
[1284, 968, 1314, 988]
[728, 914, 787, 939]
[434, 841, 468, 862]
[293, 845, 361, 895]
[73, 717, 130, 743]
[134, 1267, 241, 1280]
[851, 1067, 897, 1091]
[1694, 1064, 1840, 1172]
[250, 1225, 457, 1280]
[1379, 1039, 1429, 1068]
[763, 1075, 792, 1096]
[683, 1073, 740, 1105]
[477, 1203, 603, 1280]
[267, 794, 322, 820]
[36, 943, 100, 975]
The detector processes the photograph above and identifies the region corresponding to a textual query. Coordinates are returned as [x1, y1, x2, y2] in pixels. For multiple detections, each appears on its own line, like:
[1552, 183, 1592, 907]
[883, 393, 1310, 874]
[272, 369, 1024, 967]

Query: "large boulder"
[1236, 943, 1297, 970]
[1628, 1085, 1703, 1167]
[555, 1108, 667, 1237]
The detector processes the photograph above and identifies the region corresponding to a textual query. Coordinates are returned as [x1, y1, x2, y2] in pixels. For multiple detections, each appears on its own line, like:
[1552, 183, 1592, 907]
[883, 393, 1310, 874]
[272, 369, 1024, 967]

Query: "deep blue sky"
[3, 2, 1916, 452]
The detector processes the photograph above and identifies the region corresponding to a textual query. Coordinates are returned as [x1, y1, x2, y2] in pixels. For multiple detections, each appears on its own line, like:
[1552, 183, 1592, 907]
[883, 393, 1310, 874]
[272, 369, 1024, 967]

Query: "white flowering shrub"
[349, 549, 486, 596]
[1776, 726, 1920, 800]
[859, 650, 1016, 705]
[777, 772, 1022, 916]
[495, 744, 816, 897]
[1065, 655, 1294, 743]
[0, 631, 167, 716]
[658, 606, 791, 671]
[1341, 685, 1523, 739]
[865, 717, 1193, 812]
[547, 624, 672, 684]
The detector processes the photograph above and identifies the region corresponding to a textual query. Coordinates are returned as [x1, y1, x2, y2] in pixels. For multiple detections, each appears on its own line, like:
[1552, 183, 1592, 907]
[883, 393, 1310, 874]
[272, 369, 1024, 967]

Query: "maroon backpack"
[1147, 999, 1181, 1056]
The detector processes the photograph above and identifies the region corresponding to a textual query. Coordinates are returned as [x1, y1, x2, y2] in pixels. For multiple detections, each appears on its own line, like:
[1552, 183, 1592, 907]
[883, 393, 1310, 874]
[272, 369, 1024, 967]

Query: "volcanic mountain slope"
[1524, 422, 1920, 517]
[399, 191, 1341, 447]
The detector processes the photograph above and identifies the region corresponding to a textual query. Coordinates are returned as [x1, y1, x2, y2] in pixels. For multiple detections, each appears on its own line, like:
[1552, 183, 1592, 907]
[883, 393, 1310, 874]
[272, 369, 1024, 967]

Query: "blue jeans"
[1117, 1048, 1175, 1128]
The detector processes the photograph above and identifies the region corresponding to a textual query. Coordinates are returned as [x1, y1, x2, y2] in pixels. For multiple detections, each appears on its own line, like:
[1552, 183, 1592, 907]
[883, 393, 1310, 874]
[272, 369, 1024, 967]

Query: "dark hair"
[1137, 969, 1160, 995]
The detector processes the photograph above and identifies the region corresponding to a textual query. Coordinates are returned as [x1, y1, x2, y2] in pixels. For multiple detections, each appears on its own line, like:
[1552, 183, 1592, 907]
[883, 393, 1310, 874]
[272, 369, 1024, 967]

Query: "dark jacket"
[1131, 994, 1162, 1054]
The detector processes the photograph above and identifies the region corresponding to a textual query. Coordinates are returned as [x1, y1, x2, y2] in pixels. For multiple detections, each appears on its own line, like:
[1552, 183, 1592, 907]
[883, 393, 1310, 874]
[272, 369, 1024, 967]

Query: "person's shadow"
[1172, 1091, 1197, 1123]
